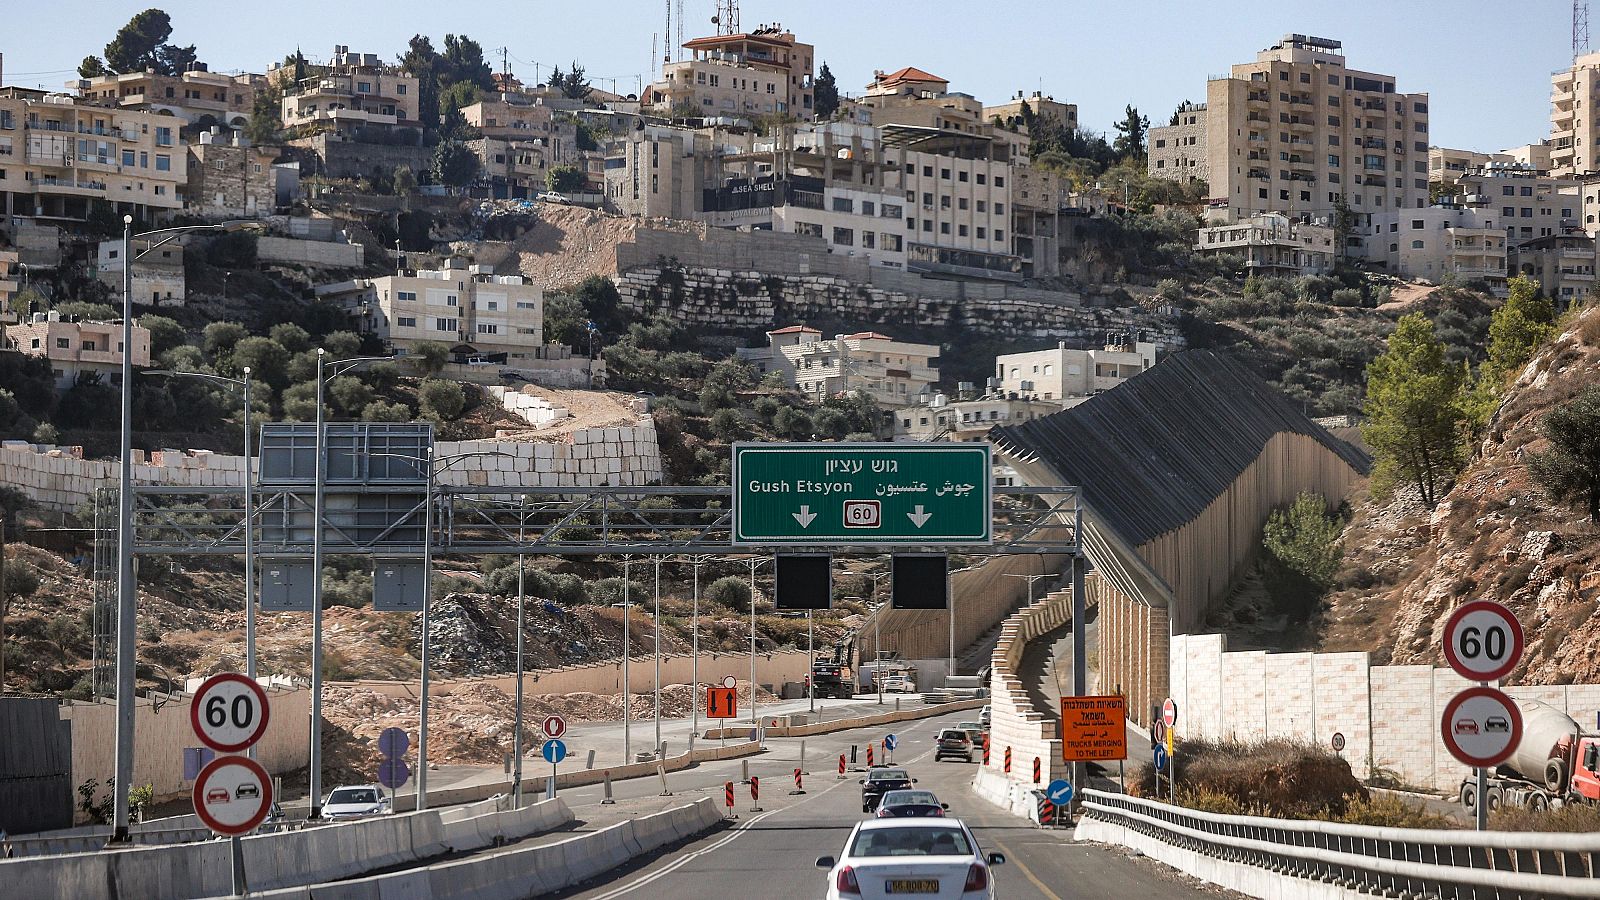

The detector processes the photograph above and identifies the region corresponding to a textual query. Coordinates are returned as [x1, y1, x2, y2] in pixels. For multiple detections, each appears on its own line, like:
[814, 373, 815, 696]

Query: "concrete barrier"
[703, 697, 985, 740]
[245, 798, 724, 900]
[0, 797, 574, 900]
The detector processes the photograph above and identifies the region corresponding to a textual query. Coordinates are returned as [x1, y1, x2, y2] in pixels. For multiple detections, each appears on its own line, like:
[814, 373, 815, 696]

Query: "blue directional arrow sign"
[1153, 744, 1169, 771]
[1046, 779, 1074, 806]
[541, 739, 568, 765]
[884, 734, 898, 751]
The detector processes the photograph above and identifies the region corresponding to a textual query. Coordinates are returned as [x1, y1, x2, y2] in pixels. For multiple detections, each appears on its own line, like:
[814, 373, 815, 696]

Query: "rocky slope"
[1318, 306, 1600, 678]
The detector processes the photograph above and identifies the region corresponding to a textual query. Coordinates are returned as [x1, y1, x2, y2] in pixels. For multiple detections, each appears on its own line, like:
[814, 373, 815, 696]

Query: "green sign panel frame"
[731, 442, 992, 546]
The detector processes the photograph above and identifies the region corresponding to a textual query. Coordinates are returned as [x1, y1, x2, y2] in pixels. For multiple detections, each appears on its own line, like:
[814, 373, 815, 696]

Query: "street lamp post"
[308, 352, 391, 819]
[865, 572, 886, 705]
[747, 557, 761, 727]
[512, 495, 528, 807]
[144, 368, 258, 733]
[113, 217, 257, 841]
[369, 446, 511, 813]
[653, 557, 662, 756]
[622, 556, 632, 764]
[690, 556, 704, 745]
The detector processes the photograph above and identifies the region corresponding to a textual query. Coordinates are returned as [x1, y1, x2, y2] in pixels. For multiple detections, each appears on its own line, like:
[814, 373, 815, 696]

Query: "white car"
[321, 784, 391, 820]
[816, 818, 1005, 899]
[978, 705, 991, 727]
[882, 675, 915, 693]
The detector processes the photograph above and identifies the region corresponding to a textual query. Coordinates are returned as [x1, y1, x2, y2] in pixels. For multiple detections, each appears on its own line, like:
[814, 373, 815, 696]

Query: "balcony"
[1361, 174, 1387, 187]
[1246, 92, 1269, 105]
[36, 176, 107, 195]
[1286, 117, 1314, 132]
[1248, 169, 1269, 180]
[1560, 246, 1596, 258]
[1287, 94, 1313, 106]
[1361, 138, 1386, 149]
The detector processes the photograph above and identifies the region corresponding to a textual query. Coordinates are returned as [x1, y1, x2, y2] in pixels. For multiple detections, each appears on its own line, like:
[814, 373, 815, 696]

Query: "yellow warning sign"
[1060, 695, 1128, 762]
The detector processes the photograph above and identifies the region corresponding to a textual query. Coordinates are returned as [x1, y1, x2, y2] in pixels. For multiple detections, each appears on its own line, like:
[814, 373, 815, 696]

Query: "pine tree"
[1360, 313, 1467, 507]
[1528, 386, 1600, 523]
[1485, 275, 1556, 380]
[813, 63, 839, 119]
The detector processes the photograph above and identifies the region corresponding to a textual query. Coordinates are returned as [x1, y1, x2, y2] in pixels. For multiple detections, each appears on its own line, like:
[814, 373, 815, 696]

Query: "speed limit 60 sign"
[1442, 600, 1524, 683]
[191, 673, 271, 753]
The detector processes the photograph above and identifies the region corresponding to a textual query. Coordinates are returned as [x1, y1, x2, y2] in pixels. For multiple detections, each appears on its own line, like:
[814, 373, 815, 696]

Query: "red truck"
[1461, 699, 1600, 813]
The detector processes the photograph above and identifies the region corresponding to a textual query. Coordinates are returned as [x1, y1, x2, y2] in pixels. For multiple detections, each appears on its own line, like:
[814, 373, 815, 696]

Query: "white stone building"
[994, 338, 1157, 404]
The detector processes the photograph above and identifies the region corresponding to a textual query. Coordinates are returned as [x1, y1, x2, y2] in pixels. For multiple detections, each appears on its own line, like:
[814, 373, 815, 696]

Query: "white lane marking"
[582, 714, 953, 897]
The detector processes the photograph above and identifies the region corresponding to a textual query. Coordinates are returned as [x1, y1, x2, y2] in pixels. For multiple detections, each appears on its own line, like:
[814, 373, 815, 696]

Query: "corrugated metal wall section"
[0, 697, 73, 833]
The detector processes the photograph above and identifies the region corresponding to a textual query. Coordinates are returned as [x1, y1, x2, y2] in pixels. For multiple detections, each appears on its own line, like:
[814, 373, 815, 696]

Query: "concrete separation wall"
[1171, 632, 1600, 791]
[242, 798, 724, 900]
[256, 235, 364, 269]
[0, 797, 572, 900]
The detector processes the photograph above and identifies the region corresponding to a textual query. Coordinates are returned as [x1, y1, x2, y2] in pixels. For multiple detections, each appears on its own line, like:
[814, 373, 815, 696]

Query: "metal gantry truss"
[126, 484, 1083, 557]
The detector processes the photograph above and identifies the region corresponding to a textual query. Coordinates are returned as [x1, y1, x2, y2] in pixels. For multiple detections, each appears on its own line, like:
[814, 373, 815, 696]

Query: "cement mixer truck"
[1459, 699, 1600, 813]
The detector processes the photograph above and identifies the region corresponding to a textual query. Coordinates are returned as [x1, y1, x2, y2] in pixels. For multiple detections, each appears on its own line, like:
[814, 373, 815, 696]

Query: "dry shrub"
[1132, 738, 1369, 817]
[1489, 802, 1600, 832]
[1336, 794, 1455, 828]
[1580, 310, 1600, 347]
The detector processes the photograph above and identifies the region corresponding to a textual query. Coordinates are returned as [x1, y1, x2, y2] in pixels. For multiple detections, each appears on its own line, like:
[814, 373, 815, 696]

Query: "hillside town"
[1, 5, 1600, 899]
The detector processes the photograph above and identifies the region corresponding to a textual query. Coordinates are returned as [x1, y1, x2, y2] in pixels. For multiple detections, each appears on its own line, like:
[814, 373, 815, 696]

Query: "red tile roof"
[873, 66, 947, 87]
[846, 331, 895, 341]
[768, 325, 822, 335]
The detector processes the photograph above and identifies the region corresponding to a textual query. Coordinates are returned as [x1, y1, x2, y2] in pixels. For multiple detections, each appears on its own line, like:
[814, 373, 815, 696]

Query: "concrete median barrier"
[703, 698, 985, 740]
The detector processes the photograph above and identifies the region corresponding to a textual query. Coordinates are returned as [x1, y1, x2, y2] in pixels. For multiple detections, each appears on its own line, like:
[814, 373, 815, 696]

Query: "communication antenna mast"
[1578, 0, 1592, 59]
[664, 0, 672, 63]
[676, 0, 685, 53]
[712, 0, 740, 36]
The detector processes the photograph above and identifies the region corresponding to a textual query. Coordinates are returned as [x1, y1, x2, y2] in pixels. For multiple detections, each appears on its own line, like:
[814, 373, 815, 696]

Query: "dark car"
[934, 728, 974, 762]
[860, 767, 915, 813]
[875, 789, 949, 818]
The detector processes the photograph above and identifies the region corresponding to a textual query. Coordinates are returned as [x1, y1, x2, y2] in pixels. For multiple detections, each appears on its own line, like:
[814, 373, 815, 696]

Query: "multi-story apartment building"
[888, 130, 1019, 279]
[0, 248, 19, 320]
[472, 136, 559, 201]
[6, 311, 151, 390]
[1148, 102, 1208, 182]
[736, 326, 938, 406]
[186, 129, 279, 217]
[1550, 52, 1600, 176]
[1452, 163, 1579, 248]
[1510, 231, 1597, 307]
[319, 259, 544, 363]
[278, 47, 421, 138]
[1353, 207, 1508, 293]
[994, 337, 1157, 404]
[645, 26, 814, 119]
[1204, 35, 1429, 224]
[893, 394, 1059, 441]
[0, 87, 187, 221]
[70, 68, 262, 127]
[604, 123, 718, 218]
[95, 238, 185, 306]
[984, 91, 1078, 133]
[461, 95, 578, 159]
[1194, 212, 1336, 276]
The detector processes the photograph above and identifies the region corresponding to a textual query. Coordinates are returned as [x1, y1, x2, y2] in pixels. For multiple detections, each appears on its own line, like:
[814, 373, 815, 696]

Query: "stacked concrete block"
[486, 385, 573, 428]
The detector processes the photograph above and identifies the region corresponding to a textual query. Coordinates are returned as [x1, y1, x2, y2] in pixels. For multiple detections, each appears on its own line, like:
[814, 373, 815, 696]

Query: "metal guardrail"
[1078, 789, 1600, 899]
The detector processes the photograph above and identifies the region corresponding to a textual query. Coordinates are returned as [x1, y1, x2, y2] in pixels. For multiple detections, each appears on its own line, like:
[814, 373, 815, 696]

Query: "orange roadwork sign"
[1060, 695, 1128, 762]
[706, 686, 739, 719]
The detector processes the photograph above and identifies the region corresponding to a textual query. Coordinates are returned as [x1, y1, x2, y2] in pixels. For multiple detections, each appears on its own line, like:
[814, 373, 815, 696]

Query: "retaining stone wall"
[614, 265, 1185, 347]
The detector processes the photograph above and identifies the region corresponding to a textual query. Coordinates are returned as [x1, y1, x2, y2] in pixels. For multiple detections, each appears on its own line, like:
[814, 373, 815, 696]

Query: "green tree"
[361, 400, 412, 422]
[399, 34, 443, 127]
[78, 56, 109, 78]
[411, 341, 451, 375]
[1527, 385, 1600, 522]
[813, 406, 850, 440]
[325, 375, 373, 415]
[1262, 492, 1344, 588]
[84, 9, 200, 76]
[201, 320, 248, 361]
[557, 62, 591, 100]
[699, 359, 755, 412]
[268, 323, 312, 354]
[1486, 275, 1556, 379]
[1112, 104, 1150, 160]
[545, 165, 586, 194]
[813, 62, 839, 119]
[432, 140, 479, 188]
[417, 378, 466, 421]
[139, 314, 187, 358]
[705, 576, 751, 609]
[709, 408, 745, 442]
[246, 80, 282, 146]
[1360, 313, 1467, 507]
[441, 34, 495, 91]
[225, 336, 289, 386]
[393, 165, 417, 196]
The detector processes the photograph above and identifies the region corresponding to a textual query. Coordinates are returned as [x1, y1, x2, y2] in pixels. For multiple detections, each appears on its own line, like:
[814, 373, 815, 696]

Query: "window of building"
[922, 192, 933, 206]
[357, 81, 372, 93]
[396, 84, 407, 94]
[904, 163, 914, 174]
[994, 202, 1005, 215]
[434, 317, 457, 332]
[122, 149, 135, 167]
[397, 316, 417, 327]
[833, 227, 854, 246]
[155, 126, 172, 146]
[994, 175, 1005, 188]
[940, 168, 951, 179]
[1520, 186, 1533, 197]
[397, 291, 417, 302]
[922, 220, 932, 232]
[862, 231, 876, 249]
[923, 165, 933, 177]
[795, 221, 823, 238]
[958, 171, 968, 182]
[832, 196, 853, 212]
[976, 173, 986, 185]
[56, 337, 70, 349]
[1522, 208, 1533, 217]
[1328, 116, 1340, 127]
[882, 233, 902, 251]
[958, 224, 968, 236]
[976, 200, 987, 213]
[1328, 135, 1340, 147]
[861, 200, 875, 216]
[940, 195, 951, 209]
[882, 203, 902, 218]
[994, 229, 1004, 242]
[477, 323, 498, 334]
[1411, 240, 1424, 249]
[1411, 219, 1424, 229]
[155, 154, 170, 171]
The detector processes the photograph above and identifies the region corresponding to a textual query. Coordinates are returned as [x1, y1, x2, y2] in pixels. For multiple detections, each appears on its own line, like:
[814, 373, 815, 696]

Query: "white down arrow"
[907, 505, 932, 528]
[792, 506, 818, 528]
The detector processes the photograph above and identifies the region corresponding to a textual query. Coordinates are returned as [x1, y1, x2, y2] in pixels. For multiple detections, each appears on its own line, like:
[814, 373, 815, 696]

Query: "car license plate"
[886, 879, 939, 894]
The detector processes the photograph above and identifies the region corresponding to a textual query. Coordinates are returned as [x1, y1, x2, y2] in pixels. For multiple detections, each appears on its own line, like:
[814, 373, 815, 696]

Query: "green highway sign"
[731, 443, 992, 546]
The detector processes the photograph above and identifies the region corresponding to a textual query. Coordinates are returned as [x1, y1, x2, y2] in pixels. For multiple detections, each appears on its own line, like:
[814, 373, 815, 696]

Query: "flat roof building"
[1204, 34, 1429, 224]
[737, 326, 939, 406]
[320, 259, 544, 363]
[1148, 102, 1207, 183]
[1510, 231, 1596, 308]
[994, 337, 1157, 404]
[6, 311, 151, 390]
[1194, 212, 1335, 277]
[645, 26, 814, 119]
[69, 68, 262, 127]
[277, 46, 421, 138]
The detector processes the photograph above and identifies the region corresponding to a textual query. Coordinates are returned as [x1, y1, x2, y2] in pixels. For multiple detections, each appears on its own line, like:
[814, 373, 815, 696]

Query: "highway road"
[548, 709, 1236, 900]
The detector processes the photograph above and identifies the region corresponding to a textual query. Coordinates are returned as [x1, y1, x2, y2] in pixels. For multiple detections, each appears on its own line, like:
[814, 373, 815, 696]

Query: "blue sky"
[0, 1, 1574, 152]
